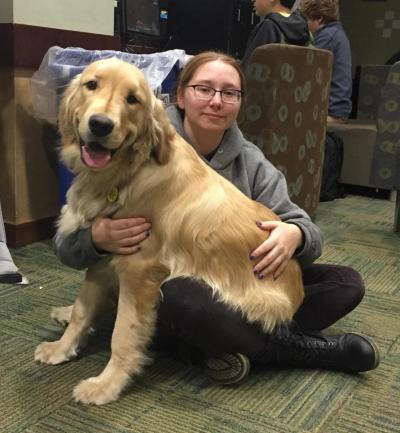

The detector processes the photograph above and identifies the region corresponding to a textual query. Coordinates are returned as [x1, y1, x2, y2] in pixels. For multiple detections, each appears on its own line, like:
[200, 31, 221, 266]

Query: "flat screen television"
[126, 0, 160, 36]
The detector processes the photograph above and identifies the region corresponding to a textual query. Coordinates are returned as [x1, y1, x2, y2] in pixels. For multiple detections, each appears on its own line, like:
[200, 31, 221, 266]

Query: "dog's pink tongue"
[81, 144, 111, 168]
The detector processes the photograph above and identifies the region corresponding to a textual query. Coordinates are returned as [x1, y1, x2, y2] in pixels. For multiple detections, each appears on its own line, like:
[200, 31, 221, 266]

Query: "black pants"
[153, 264, 365, 363]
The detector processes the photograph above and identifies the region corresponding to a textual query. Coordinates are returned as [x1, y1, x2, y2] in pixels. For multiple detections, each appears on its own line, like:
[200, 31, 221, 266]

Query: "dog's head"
[58, 58, 174, 173]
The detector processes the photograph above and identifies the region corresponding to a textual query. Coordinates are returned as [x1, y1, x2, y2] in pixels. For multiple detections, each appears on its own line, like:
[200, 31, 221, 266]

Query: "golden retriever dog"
[34, 58, 304, 405]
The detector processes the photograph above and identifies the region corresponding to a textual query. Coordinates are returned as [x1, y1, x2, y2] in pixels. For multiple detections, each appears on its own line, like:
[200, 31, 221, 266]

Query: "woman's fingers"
[118, 229, 150, 247]
[110, 217, 148, 231]
[114, 223, 151, 242]
[92, 216, 151, 254]
[253, 250, 282, 278]
[272, 260, 289, 280]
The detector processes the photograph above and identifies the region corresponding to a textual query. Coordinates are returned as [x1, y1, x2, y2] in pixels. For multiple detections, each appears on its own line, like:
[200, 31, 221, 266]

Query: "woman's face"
[177, 60, 242, 135]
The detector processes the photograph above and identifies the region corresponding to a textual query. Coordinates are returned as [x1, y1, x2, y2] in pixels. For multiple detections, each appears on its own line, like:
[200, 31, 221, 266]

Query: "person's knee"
[160, 278, 213, 326]
[341, 266, 365, 310]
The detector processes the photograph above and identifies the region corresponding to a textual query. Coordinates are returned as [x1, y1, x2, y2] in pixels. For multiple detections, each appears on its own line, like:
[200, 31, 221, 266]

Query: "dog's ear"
[149, 96, 174, 165]
[58, 74, 81, 146]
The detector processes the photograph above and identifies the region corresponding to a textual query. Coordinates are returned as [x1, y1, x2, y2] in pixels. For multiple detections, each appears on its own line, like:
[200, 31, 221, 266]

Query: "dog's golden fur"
[35, 58, 304, 405]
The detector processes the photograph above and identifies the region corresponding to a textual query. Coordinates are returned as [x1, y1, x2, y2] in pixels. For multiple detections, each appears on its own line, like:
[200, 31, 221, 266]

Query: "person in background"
[241, 0, 310, 69]
[0, 201, 23, 284]
[299, 0, 352, 123]
[54, 52, 379, 385]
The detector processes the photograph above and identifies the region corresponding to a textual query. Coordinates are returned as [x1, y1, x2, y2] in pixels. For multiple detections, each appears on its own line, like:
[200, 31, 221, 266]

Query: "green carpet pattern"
[1, 195, 399, 432]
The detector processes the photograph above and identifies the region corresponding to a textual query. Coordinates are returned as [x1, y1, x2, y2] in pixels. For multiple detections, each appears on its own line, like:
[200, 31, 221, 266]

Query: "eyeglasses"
[186, 84, 243, 104]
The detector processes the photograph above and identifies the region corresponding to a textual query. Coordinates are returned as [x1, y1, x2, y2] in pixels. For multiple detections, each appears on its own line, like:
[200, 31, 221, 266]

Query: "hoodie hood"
[241, 10, 310, 68]
[268, 10, 310, 45]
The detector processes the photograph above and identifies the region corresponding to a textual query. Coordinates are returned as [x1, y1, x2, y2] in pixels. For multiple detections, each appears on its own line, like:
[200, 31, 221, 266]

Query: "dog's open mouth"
[80, 141, 115, 168]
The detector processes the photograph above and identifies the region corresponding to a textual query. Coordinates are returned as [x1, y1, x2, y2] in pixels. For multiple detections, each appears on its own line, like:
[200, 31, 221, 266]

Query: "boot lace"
[275, 328, 338, 363]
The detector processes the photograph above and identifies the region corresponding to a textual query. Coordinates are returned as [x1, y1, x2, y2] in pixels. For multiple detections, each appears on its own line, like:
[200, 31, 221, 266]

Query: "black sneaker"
[204, 352, 251, 385]
[0, 272, 23, 284]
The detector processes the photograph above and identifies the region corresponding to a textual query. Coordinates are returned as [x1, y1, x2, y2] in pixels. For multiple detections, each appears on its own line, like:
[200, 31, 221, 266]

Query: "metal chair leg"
[395, 190, 400, 233]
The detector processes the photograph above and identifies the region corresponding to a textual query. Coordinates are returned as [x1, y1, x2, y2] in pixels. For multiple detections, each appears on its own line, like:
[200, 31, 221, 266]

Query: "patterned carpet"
[1, 195, 399, 433]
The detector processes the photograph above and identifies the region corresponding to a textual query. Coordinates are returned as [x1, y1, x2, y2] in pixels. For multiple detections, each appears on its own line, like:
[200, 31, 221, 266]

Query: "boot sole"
[204, 352, 251, 385]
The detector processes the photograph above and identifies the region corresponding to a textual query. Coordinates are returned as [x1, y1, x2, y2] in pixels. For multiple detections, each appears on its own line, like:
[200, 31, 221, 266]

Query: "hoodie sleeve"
[248, 149, 324, 268]
[53, 227, 108, 270]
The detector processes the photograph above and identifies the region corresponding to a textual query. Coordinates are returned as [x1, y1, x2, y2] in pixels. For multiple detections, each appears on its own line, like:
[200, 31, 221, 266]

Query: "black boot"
[267, 327, 380, 373]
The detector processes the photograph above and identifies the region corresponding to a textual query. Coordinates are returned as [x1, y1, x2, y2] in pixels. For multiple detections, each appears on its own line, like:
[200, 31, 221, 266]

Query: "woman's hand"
[250, 221, 303, 280]
[91, 216, 151, 255]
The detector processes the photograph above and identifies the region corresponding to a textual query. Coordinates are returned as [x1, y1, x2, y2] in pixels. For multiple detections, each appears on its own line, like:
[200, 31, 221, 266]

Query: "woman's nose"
[209, 92, 223, 105]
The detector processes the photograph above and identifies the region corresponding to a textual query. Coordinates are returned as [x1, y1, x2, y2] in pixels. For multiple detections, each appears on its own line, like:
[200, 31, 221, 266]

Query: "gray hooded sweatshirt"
[53, 105, 323, 270]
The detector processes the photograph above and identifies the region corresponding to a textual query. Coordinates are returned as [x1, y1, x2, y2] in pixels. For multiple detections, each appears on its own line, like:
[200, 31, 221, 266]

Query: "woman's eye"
[198, 86, 211, 95]
[126, 94, 139, 105]
[85, 80, 97, 91]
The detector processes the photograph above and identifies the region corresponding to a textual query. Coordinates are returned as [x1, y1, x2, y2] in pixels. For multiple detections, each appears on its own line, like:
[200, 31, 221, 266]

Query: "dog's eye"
[126, 93, 139, 105]
[85, 80, 98, 91]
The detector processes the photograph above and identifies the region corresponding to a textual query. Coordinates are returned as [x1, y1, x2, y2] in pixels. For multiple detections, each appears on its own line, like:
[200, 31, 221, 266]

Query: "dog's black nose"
[89, 114, 114, 137]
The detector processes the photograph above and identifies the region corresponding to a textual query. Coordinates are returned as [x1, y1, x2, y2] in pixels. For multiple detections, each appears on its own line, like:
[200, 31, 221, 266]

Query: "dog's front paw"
[34, 341, 78, 365]
[73, 377, 121, 405]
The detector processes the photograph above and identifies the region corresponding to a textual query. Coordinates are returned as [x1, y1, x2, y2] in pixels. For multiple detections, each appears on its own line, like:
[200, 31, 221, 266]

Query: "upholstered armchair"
[238, 43, 333, 217]
[357, 65, 392, 121]
[327, 65, 392, 189]
[326, 62, 400, 232]
[369, 62, 400, 232]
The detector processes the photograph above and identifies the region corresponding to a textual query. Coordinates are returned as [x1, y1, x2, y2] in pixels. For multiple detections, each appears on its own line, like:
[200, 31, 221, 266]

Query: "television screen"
[125, 0, 161, 37]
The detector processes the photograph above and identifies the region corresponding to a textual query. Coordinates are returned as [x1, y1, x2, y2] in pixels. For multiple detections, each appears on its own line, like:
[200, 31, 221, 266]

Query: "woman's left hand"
[250, 221, 303, 280]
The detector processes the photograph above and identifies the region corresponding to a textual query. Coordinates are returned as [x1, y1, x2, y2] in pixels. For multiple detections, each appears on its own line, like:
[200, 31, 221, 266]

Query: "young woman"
[54, 52, 379, 384]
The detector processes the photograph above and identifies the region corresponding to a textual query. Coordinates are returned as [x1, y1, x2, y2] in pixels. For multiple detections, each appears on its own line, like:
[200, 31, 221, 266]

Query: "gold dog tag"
[107, 187, 119, 203]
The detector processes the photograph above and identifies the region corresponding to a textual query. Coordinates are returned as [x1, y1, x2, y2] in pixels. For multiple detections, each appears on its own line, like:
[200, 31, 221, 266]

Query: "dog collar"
[107, 187, 119, 203]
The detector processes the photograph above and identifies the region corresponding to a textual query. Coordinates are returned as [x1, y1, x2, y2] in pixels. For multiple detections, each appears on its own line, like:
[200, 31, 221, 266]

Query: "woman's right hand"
[91, 216, 151, 255]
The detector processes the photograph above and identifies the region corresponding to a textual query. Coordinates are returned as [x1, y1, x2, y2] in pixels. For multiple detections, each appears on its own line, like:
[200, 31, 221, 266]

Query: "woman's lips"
[203, 113, 224, 119]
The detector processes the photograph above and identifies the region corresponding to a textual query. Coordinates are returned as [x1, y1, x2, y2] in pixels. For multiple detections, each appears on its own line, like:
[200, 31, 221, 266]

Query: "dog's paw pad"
[73, 378, 119, 405]
[34, 341, 77, 365]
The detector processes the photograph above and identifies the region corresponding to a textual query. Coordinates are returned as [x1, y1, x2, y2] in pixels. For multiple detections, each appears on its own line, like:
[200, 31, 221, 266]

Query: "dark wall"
[341, 0, 400, 67]
[166, 0, 256, 58]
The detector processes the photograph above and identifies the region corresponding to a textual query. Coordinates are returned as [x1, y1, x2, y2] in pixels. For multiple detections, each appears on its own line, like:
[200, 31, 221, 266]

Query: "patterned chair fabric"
[327, 64, 392, 189]
[369, 62, 400, 231]
[238, 44, 333, 216]
[357, 65, 392, 122]
[370, 62, 400, 190]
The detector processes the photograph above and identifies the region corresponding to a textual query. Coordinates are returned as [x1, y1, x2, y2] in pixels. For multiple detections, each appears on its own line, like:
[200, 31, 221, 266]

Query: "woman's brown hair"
[176, 51, 246, 96]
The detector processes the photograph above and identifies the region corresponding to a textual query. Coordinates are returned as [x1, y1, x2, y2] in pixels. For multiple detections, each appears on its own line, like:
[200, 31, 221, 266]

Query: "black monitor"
[120, 0, 169, 38]
[119, 0, 169, 49]
[125, 0, 161, 36]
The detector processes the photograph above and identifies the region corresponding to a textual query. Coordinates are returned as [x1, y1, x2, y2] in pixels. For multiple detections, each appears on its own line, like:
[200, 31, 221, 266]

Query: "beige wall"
[0, 0, 13, 22]
[0, 0, 115, 35]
